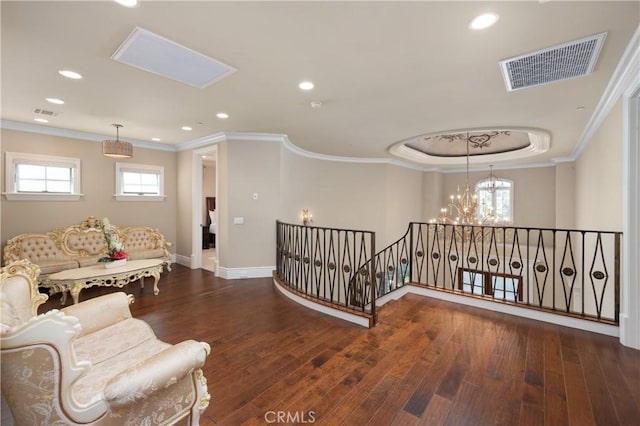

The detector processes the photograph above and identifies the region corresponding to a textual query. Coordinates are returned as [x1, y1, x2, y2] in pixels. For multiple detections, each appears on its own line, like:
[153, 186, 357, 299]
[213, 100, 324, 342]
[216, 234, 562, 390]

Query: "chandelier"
[102, 124, 133, 158]
[486, 164, 497, 194]
[431, 134, 497, 226]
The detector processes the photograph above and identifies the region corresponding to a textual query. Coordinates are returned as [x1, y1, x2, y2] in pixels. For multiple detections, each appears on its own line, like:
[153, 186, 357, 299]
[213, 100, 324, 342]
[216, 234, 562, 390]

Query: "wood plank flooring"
[37, 264, 640, 425]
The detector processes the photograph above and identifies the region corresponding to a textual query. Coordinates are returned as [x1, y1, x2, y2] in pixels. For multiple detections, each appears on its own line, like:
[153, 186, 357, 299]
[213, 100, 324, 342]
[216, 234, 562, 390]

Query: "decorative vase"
[104, 258, 127, 269]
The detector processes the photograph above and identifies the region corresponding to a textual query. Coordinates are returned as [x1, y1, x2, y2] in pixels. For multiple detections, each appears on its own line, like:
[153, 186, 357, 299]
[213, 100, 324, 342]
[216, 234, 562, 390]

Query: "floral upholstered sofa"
[0, 260, 211, 425]
[2, 216, 172, 284]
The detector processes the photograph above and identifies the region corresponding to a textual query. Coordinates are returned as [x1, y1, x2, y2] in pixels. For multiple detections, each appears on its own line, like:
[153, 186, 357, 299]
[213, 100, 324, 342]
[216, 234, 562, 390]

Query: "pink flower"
[111, 250, 129, 260]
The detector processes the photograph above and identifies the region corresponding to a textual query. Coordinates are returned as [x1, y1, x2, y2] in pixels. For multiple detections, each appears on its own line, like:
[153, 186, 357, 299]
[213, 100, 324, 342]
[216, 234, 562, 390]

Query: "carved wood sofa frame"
[3, 216, 172, 284]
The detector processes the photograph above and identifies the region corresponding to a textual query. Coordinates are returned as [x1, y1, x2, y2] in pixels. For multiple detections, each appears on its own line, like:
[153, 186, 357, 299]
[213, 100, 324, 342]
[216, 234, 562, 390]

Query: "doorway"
[192, 146, 218, 274]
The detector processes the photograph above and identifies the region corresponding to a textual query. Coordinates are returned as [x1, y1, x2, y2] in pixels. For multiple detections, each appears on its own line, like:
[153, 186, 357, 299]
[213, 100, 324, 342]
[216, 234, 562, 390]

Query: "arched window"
[475, 178, 513, 224]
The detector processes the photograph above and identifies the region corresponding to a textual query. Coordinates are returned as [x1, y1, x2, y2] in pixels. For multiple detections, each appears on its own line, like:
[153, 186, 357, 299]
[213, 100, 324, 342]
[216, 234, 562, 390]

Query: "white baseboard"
[400, 285, 619, 337]
[218, 266, 275, 279]
[273, 279, 370, 328]
[174, 254, 192, 268]
[620, 313, 640, 349]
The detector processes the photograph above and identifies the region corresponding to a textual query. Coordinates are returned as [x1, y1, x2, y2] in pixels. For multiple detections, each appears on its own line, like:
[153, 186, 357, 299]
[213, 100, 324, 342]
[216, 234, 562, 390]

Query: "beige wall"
[175, 150, 193, 257]
[1, 129, 177, 254]
[383, 164, 423, 245]
[575, 99, 623, 232]
[440, 166, 556, 228]
[278, 149, 424, 248]
[422, 171, 443, 222]
[555, 162, 576, 229]
[223, 140, 280, 268]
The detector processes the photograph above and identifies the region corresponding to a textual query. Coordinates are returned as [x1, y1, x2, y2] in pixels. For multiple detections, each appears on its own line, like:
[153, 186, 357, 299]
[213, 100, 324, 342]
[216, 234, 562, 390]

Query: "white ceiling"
[1, 1, 638, 169]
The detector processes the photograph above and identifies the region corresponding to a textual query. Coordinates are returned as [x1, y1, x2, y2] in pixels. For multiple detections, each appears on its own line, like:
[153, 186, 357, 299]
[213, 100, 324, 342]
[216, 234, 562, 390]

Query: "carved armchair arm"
[103, 340, 211, 406]
[61, 292, 133, 337]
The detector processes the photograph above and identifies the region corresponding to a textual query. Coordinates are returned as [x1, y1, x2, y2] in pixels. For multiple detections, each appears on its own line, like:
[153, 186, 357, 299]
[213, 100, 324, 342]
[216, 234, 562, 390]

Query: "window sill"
[114, 194, 167, 202]
[3, 192, 83, 201]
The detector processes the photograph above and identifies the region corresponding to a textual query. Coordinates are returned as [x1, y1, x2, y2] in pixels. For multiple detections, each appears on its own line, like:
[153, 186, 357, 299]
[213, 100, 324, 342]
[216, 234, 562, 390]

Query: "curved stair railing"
[276, 221, 622, 328]
[275, 221, 377, 322]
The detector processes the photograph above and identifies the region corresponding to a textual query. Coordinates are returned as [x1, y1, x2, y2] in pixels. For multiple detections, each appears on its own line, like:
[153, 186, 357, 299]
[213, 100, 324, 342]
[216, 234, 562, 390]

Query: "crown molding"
[439, 161, 556, 174]
[0, 120, 175, 152]
[572, 24, 640, 160]
[175, 132, 227, 151]
[551, 156, 576, 164]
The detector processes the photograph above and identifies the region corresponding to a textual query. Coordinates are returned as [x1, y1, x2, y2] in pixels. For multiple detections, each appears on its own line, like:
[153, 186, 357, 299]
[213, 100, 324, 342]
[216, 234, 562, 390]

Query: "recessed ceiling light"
[114, 0, 139, 7]
[181, 126, 193, 131]
[468, 13, 499, 30]
[45, 98, 65, 105]
[58, 70, 83, 79]
[216, 112, 229, 119]
[298, 81, 314, 90]
[34, 118, 49, 123]
[151, 137, 161, 141]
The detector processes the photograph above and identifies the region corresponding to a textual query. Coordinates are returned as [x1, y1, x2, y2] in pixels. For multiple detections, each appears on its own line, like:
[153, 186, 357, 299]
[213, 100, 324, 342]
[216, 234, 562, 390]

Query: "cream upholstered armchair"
[0, 260, 211, 425]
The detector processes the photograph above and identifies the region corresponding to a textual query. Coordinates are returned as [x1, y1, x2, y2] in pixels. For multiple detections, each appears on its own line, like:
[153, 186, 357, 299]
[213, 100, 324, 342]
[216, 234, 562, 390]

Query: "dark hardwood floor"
[38, 264, 640, 425]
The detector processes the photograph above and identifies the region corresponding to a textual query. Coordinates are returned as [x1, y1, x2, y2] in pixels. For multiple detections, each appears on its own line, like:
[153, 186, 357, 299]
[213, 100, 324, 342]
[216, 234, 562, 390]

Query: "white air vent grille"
[32, 108, 58, 116]
[500, 32, 606, 91]
[112, 27, 236, 89]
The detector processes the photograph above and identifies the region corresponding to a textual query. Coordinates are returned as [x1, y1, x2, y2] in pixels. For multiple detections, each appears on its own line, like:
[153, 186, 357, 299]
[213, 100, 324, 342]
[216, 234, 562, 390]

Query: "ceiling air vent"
[112, 27, 236, 89]
[32, 108, 58, 116]
[499, 32, 607, 91]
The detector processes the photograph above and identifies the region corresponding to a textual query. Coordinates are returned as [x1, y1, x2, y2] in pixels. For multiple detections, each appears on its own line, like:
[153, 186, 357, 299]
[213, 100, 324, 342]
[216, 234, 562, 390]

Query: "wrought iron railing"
[275, 221, 376, 319]
[369, 223, 621, 324]
[276, 221, 622, 325]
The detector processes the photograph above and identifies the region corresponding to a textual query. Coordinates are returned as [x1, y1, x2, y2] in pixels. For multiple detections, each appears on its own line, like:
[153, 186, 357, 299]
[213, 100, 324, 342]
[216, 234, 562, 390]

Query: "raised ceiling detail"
[406, 131, 531, 157]
[111, 27, 236, 89]
[500, 32, 607, 92]
[389, 128, 550, 166]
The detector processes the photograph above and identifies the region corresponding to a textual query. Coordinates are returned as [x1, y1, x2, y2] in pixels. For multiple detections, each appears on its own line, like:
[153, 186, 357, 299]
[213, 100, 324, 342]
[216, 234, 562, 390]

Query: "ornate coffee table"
[42, 259, 164, 305]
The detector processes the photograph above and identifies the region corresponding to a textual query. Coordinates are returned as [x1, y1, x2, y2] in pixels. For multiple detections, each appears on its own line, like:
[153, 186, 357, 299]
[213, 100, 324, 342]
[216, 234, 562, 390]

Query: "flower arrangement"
[98, 217, 129, 263]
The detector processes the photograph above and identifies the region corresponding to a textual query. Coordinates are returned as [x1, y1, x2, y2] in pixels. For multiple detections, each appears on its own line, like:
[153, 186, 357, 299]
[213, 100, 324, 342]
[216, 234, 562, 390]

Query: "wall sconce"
[302, 209, 313, 226]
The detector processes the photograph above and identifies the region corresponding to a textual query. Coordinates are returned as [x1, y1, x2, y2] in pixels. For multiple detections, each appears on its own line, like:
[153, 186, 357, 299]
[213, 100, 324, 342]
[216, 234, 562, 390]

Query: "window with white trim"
[115, 162, 165, 201]
[476, 178, 513, 224]
[4, 152, 82, 201]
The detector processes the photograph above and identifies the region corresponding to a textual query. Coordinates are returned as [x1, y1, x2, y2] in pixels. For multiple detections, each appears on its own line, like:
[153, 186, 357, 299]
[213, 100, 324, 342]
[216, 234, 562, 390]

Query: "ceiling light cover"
[34, 118, 48, 123]
[102, 124, 133, 158]
[181, 126, 193, 131]
[469, 13, 499, 30]
[114, 0, 138, 7]
[500, 32, 607, 91]
[58, 70, 82, 79]
[46, 98, 65, 105]
[299, 81, 314, 90]
[112, 27, 236, 88]
[216, 112, 229, 119]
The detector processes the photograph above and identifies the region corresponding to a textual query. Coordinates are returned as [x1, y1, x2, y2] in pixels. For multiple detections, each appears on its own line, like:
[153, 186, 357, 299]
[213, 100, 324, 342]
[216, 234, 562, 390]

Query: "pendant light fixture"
[102, 124, 133, 158]
[431, 133, 498, 225]
[487, 165, 497, 194]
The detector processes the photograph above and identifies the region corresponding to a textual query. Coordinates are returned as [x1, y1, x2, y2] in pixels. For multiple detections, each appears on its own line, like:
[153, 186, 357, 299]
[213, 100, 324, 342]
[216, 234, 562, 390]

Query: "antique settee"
[0, 260, 211, 425]
[3, 216, 172, 283]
